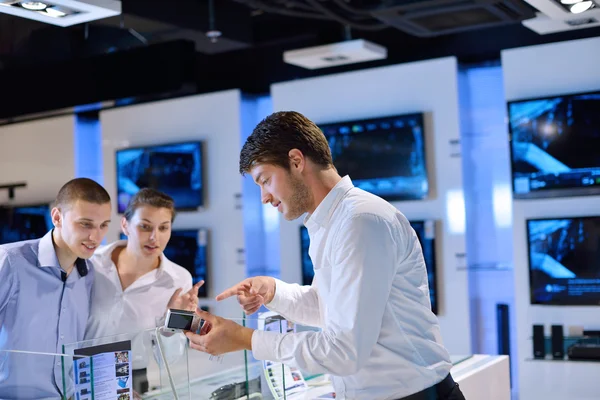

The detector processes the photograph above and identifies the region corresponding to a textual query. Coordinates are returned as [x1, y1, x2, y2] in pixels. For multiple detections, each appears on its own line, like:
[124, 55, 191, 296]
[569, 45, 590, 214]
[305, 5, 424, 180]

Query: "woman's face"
[122, 205, 173, 258]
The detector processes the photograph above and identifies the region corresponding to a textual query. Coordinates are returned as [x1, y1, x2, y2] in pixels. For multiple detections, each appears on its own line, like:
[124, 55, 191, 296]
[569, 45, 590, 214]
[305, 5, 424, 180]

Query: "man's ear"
[51, 207, 62, 228]
[288, 149, 305, 171]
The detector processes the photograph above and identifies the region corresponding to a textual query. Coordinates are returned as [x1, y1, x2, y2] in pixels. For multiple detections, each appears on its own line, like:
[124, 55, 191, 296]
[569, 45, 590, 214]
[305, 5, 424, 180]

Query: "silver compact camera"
[164, 308, 201, 333]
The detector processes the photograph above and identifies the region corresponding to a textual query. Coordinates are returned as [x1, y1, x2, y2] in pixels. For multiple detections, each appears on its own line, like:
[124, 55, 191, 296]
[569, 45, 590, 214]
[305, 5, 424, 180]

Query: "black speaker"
[533, 325, 546, 359]
[551, 325, 564, 359]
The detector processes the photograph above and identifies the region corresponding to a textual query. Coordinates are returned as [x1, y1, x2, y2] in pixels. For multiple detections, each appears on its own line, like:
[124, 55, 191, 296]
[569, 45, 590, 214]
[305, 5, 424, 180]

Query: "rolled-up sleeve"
[252, 214, 399, 376]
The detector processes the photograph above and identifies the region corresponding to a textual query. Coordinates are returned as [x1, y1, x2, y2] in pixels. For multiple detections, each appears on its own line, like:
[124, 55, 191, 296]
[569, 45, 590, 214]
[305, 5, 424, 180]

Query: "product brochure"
[73, 340, 133, 400]
[258, 311, 309, 399]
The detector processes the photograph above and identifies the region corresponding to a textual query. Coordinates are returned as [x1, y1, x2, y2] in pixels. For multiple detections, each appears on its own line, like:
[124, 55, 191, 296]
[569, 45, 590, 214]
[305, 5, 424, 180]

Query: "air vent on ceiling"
[370, 0, 536, 36]
[283, 39, 387, 70]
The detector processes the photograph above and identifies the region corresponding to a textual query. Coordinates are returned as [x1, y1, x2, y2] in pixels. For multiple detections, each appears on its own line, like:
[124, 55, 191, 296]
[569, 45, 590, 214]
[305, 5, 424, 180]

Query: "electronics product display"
[319, 113, 429, 201]
[209, 377, 261, 400]
[299, 219, 438, 314]
[527, 216, 600, 305]
[508, 90, 600, 199]
[163, 308, 202, 333]
[532, 325, 546, 359]
[116, 141, 203, 213]
[568, 339, 600, 361]
[0, 203, 52, 244]
[258, 312, 309, 399]
[551, 325, 564, 359]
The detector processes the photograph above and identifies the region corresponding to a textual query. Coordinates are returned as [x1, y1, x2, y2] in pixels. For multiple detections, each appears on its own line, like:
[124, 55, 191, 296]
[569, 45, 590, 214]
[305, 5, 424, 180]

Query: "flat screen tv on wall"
[300, 219, 439, 314]
[508, 90, 600, 199]
[318, 113, 429, 201]
[0, 203, 52, 245]
[527, 216, 600, 306]
[116, 141, 203, 213]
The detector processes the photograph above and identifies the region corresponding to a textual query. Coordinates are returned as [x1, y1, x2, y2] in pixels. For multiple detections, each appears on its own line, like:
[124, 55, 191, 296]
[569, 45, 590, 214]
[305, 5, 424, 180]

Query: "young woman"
[85, 188, 203, 393]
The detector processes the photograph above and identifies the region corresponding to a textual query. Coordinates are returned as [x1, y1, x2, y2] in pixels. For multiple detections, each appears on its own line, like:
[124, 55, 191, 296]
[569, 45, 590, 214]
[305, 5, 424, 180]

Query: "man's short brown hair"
[123, 188, 176, 222]
[239, 111, 334, 175]
[54, 178, 111, 209]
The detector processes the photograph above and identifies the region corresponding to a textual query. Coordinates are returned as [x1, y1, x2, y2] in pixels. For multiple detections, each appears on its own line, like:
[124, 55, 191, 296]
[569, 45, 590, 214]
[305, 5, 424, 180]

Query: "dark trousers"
[400, 374, 466, 400]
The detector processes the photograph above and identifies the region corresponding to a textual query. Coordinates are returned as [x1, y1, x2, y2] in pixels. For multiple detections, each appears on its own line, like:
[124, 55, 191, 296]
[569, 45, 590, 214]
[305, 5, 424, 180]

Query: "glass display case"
[44, 314, 476, 400]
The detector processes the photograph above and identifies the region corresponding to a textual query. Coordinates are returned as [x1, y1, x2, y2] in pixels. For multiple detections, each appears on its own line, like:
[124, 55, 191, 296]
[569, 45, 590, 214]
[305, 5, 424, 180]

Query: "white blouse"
[85, 240, 193, 369]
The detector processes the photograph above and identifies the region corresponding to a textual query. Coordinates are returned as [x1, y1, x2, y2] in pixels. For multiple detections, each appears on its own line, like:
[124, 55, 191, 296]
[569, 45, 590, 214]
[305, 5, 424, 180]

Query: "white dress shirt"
[252, 176, 452, 400]
[85, 240, 193, 369]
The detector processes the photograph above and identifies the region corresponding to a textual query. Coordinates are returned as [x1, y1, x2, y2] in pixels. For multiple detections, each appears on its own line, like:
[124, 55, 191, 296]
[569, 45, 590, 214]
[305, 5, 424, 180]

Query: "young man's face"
[122, 205, 173, 259]
[251, 163, 312, 221]
[52, 200, 112, 259]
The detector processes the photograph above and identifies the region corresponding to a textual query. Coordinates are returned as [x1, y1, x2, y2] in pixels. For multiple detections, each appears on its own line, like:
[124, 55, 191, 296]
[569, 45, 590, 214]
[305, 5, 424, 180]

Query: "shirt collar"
[37, 230, 89, 276]
[304, 175, 354, 231]
[95, 240, 180, 282]
[37, 230, 61, 268]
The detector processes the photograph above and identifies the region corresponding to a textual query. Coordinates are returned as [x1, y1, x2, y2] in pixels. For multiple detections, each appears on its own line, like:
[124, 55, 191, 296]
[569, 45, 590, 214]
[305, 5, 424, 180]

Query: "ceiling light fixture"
[21, 1, 47, 10]
[44, 6, 65, 17]
[570, 0, 594, 12]
[560, 0, 582, 5]
[0, 0, 120, 26]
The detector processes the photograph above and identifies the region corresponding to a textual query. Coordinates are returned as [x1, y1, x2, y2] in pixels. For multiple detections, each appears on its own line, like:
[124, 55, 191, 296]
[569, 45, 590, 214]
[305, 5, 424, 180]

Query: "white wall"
[100, 90, 247, 319]
[0, 115, 75, 205]
[502, 36, 600, 400]
[270, 57, 472, 354]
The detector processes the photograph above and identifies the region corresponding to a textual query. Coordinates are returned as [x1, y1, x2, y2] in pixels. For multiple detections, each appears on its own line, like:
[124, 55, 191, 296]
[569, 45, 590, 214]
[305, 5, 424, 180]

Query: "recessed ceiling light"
[21, 1, 47, 10]
[570, 0, 593, 13]
[560, 0, 582, 5]
[0, 0, 120, 27]
[45, 6, 65, 17]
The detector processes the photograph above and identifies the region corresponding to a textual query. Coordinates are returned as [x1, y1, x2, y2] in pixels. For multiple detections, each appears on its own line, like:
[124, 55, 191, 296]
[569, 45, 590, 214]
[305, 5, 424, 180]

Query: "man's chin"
[283, 212, 303, 221]
[76, 252, 95, 260]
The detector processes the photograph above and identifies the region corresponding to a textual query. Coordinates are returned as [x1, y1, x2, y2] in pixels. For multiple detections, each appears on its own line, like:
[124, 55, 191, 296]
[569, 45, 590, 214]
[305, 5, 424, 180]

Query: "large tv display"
[299, 219, 438, 314]
[0, 204, 52, 245]
[116, 141, 203, 213]
[120, 228, 209, 298]
[527, 216, 600, 306]
[319, 113, 429, 201]
[508, 90, 600, 199]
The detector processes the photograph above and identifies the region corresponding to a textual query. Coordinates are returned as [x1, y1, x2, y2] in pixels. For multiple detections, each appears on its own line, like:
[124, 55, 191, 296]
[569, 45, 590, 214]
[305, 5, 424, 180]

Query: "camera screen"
[167, 313, 194, 330]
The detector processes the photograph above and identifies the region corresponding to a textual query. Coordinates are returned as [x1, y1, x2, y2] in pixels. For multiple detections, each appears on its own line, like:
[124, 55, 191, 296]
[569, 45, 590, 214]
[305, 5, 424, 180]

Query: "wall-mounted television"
[527, 216, 600, 306]
[120, 228, 209, 298]
[299, 219, 438, 314]
[319, 113, 429, 201]
[0, 203, 52, 245]
[508, 90, 600, 199]
[116, 141, 203, 213]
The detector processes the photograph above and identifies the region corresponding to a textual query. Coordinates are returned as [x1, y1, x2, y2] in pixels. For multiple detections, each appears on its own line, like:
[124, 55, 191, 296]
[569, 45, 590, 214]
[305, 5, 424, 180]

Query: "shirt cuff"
[265, 278, 290, 311]
[251, 329, 281, 361]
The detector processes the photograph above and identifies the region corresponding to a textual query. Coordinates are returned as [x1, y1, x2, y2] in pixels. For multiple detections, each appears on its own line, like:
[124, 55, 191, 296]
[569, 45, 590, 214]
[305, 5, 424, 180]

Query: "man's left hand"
[184, 308, 254, 356]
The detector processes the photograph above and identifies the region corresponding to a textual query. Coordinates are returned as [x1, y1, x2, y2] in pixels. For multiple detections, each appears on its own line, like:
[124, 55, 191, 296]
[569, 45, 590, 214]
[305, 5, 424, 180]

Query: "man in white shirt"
[185, 111, 466, 400]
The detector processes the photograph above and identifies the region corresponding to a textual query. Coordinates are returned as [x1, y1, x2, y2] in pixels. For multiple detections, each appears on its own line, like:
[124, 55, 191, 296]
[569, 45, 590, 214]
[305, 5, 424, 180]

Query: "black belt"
[398, 373, 459, 400]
